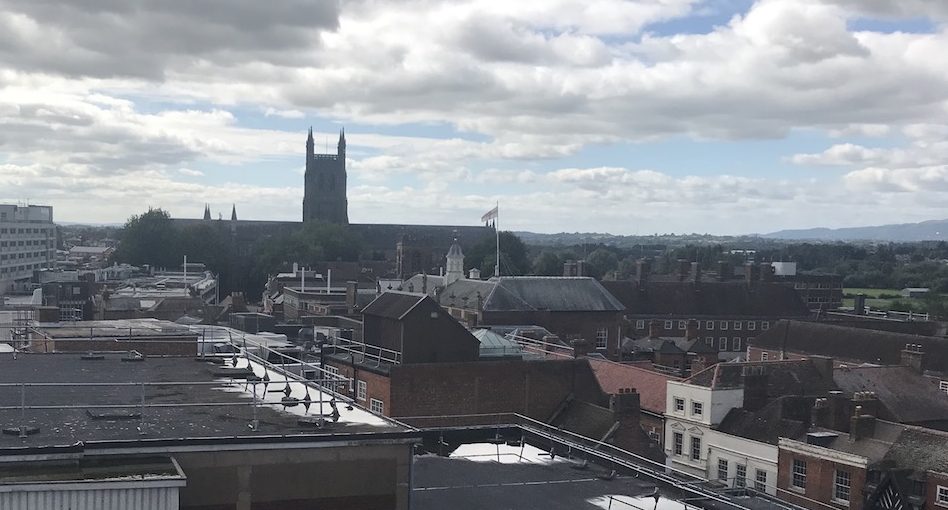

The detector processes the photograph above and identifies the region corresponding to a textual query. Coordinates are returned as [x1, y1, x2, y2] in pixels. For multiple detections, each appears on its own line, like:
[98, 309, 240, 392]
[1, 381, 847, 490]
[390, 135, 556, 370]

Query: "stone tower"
[445, 238, 464, 286]
[303, 127, 349, 224]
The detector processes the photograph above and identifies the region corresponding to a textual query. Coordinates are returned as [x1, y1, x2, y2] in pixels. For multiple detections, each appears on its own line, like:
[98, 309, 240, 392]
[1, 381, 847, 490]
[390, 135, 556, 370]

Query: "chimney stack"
[853, 294, 867, 315]
[571, 337, 592, 358]
[744, 263, 760, 286]
[716, 261, 731, 281]
[685, 319, 699, 340]
[811, 398, 831, 428]
[900, 344, 926, 373]
[677, 259, 690, 281]
[760, 263, 774, 282]
[850, 406, 876, 441]
[690, 262, 701, 283]
[741, 367, 769, 412]
[636, 259, 651, 286]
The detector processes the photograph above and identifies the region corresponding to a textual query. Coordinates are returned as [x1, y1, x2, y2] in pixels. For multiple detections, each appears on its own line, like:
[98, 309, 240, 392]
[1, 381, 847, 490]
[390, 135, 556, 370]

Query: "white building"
[0, 204, 56, 295]
[664, 379, 744, 478]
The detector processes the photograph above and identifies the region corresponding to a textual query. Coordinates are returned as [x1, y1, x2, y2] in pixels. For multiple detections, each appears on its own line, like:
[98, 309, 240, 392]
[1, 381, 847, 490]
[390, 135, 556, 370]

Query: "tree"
[114, 208, 180, 268]
[467, 231, 529, 276]
[532, 251, 562, 276]
[586, 248, 619, 279]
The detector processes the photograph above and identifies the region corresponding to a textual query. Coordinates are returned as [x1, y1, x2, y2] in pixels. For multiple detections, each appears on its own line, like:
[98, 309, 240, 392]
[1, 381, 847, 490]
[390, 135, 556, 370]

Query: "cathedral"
[303, 128, 348, 224]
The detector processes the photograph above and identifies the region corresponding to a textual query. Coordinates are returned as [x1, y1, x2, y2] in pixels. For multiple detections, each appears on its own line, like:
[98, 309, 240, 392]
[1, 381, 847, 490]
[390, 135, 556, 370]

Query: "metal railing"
[325, 335, 402, 366]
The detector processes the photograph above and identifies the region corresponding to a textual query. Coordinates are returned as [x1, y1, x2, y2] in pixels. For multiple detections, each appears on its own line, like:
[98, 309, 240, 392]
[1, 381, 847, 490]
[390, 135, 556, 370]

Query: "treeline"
[112, 208, 363, 298]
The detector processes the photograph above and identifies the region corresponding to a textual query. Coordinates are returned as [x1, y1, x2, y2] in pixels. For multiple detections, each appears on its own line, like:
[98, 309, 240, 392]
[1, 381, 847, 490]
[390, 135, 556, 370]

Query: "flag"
[481, 205, 498, 223]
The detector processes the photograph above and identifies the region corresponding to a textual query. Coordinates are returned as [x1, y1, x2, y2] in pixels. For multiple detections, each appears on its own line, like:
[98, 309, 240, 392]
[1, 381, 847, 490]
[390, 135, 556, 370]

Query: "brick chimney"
[826, 391, 850, 431]
[685, 319, 699, 340]
[811, 397, 831, 428]
[346, 281, 358, 315]
[852, 391, 880, 419]
[900, 344, 926, 373]
[571, 337, 592, 358]
[742, 366, 769, 412]
[716, 261, 731, 281]
[850, 406, 876, 441]
[760, 263, 774, 282]
[677, 259, 690, 281]
[648, 320, 662, 338]
[636, 259, 651, 286]
[610, 387, 641, 425]
[744, 263, 759, 286]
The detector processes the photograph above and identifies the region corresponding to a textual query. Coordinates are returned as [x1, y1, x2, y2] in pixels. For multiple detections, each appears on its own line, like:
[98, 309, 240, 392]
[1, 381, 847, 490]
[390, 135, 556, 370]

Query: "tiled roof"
[716, 396, 813, 445]
[586, 358, 681, 414]
[441, 277, 625, 313]
[601, 280, 810, 317]
[685, 360, 837, 396]
[362, 291, 429, 320]
[832, 365, 948, 424]
[753, 320, 948, 367]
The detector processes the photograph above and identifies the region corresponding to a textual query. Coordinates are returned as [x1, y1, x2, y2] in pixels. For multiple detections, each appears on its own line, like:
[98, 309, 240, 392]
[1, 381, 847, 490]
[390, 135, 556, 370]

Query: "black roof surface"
[0, 353, 403, 450]
[362, 291, 430, 320]
[832, 365, 948, 423]
[716, 396, 813, 445]
[440, 277, 624, 313]
[601, 280, 810, 317]
[752, 320, 948, 369]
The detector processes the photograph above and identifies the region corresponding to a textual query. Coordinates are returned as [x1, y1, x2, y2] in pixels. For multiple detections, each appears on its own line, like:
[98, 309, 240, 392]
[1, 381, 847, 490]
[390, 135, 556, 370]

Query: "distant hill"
[765, 219, 948, 242]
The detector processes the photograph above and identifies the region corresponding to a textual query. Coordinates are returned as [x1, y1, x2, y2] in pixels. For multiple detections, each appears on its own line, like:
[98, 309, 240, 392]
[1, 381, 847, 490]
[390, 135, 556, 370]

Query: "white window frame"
[833, 469, 851, 504]
[940, 381, 948, 394]
[370, 398, 384, 414]
[748, 321, 756, 331]
[691, 401, 703, 416]
[664, 320, 673, 330]
[762, 321, 770, 331]
[718, 459, 729, 482]
[673, 432, 683, 456]
[635, 320, 645, 330]
[595, 327, 608, 350]
[690, 437, 701, 461]
[705, 337, 714, 346]
[678, 320, 687, 330]
[674, 397, 685, 413]
[733, 321, 742, 331]
[357, 380, 367, 401]
[719, 337, 727, 351]
[791, 459, 806, 490]
[733, 337, 742, 352]
[762, 351, 769, 361]
[720, 321, 728, 331]
[755, 469, 767, 492]
[705, 320, 714, 330]
[736, 464, 747, 488]
[937, 485, 948, 506]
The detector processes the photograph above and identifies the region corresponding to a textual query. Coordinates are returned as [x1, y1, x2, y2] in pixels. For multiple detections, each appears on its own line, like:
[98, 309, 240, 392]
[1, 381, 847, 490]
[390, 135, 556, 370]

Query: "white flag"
[481, 205, 498, 223]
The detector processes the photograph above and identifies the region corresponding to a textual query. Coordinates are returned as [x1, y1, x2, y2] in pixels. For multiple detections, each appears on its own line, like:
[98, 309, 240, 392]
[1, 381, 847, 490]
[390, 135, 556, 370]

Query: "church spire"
[203, 203, 211, 220]
[306, 126, 314, 156]
[230, 204, 237, 221]
[337, 127, 346, 157]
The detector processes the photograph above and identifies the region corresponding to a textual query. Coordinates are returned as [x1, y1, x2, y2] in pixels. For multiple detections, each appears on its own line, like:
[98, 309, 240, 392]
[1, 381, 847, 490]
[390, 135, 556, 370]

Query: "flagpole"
[495, 200, 500, 277]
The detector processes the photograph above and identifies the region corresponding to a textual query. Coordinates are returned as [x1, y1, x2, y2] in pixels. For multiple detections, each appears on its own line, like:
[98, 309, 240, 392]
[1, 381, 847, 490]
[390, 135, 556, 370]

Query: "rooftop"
[685, 360, 836, 396]
[832, 365, 948, 424]
[441, 277, 625, 313]
[0, 352, 403, 450]
[601, 280, 810, 317]
[586, 358, 681, 414]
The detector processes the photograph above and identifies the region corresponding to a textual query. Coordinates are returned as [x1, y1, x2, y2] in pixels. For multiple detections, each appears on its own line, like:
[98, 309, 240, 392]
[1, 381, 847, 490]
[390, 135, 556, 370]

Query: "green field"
[842, 288, 902, 309]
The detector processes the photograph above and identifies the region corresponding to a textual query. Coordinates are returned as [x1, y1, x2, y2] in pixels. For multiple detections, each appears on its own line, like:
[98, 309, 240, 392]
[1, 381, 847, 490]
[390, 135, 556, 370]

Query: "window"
[755, 469, 767, 492]
[705, 320, 714, 330]
[678, 320, 687, 330]
[596, 328, 608, 349]
[356, 380, 367, 401]
[719, 337, 727, 351]
[705, 337, 714, 346]
[736, 464, 747, 488]
[718, 459, 729, 482]
[692, 401, 703, 416]
[325, 365, 339, 378]
[370, 398, 384, 414]
[636, 320, 645, 330]
[674, 397, 685, 412]
[664, 320, 673, 330]
[940, 380, 948, 394]
[673, 432, 683, 456]
[762, 321, 770, 331]
[761, 351, 769, 361]
[792, 459, 807, 490]
[748, 321, 756, 331]
[734, 321, 742, 330]
[691, 437, 701, 461]
[834, 470, 851, 503]
[937, 485, 948, 506]
[732, 337, 742, 351]
[720, 321, 728, 330]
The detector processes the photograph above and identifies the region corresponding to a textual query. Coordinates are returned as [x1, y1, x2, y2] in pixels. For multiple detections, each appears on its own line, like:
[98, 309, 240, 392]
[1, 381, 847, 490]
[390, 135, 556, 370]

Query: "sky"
[1, 0, 947, 235]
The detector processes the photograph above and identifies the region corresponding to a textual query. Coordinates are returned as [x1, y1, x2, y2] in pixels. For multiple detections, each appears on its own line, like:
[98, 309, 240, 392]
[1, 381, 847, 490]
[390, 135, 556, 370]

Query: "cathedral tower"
[303, 127, 349, 224]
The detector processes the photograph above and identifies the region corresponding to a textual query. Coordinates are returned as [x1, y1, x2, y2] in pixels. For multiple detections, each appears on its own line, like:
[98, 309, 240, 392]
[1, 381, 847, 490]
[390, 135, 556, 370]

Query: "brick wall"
[926, 471, 948, 510]
[777, 449, 867, 510]
[31, 335, 198, 356]
[326, 360, 393, 415]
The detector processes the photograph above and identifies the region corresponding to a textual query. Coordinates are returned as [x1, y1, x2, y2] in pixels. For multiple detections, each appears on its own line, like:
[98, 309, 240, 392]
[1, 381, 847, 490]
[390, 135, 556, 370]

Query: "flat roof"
[0, 455, 183, 484]
[33, 319, 195, 339]
[0, 353, 405, 450]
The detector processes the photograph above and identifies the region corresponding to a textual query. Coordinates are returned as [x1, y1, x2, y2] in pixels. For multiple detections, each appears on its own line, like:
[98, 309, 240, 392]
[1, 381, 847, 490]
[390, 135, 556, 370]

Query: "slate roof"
[753, 320, 948, 368]
[600, 280, 809, 317]
[586, 358, 681, 414]
[623, 336, 716, 355]
[362, 291, 430, 320]
[832, 365, 948, 424]
[716, 396, 813, 445]
[881, 426, 948, 473]
[686, 360, 837, 396]
[440, 277, 624, 313]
